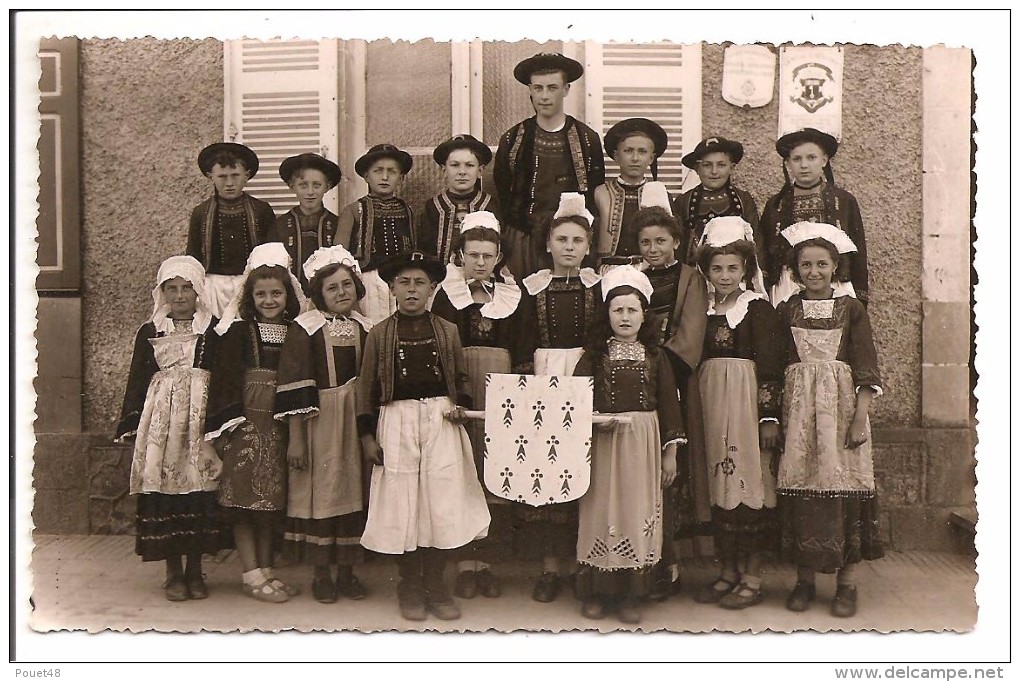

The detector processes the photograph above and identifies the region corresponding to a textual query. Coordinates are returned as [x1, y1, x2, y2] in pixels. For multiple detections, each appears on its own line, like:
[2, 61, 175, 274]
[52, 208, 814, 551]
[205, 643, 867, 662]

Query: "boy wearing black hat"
[419, 134, 499, 264]
[186, 142, 277, 317]
[356, 251, 490, 622]
[593, 117, 671, 268]
[267, 153, 343, 285]
[494, 53, 605, 278]
[674, 136, 762, 268]
[337, 144, 417, 323]
[759, 127, 869, 305]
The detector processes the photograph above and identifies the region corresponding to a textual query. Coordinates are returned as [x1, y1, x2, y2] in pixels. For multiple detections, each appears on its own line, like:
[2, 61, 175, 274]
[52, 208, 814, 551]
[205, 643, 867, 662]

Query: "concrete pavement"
[26, 534, 977, 634]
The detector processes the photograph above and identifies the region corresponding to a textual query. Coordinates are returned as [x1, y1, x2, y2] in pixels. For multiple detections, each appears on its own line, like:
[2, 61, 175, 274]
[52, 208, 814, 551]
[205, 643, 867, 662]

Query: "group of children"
[115, 51, 882, 627]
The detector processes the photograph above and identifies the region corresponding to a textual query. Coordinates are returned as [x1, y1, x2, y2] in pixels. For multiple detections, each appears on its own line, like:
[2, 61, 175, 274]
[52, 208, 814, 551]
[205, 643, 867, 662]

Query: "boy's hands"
[444, 406, 468, 424]
[361, 434, 384, 466]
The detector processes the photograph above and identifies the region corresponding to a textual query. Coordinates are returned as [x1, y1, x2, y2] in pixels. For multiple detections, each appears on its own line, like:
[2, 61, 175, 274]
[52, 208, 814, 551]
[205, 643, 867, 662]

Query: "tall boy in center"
[495, 52, 605, 278]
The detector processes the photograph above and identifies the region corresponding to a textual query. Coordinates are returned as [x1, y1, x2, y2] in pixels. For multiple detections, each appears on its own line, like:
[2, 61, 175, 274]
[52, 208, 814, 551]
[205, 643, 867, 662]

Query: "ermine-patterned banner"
[483, 373, 594, 507]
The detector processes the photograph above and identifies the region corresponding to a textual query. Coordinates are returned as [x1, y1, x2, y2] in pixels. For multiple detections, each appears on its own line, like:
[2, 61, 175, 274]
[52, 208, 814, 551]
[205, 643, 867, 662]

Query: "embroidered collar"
[295, 308, 373, 336]
[154, 310, 211, 336]
[707, 289, 765, 328]
[439, 264, 521, 319]
[523, 267, 601, 295]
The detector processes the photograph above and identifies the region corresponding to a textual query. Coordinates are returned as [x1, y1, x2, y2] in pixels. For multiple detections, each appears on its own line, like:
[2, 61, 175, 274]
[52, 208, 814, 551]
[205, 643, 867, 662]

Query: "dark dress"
[274, 313, 370, 566]
[512, 271, 601, 559]
[776, 293, 884, 572]
[573, 343, 683, 599]
[699, 294, 784, 558]
[206, 321, 290, 522]
[115, 317, 227, 561]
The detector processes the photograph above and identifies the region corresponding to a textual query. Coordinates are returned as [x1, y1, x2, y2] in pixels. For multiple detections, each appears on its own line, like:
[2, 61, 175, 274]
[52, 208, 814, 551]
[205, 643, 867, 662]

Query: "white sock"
[261, 567, 275, 580]
[243, 568, 265, 586]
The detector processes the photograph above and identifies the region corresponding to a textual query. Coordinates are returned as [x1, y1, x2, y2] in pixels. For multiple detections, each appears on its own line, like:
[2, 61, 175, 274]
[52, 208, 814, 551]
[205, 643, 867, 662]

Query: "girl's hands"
[444, 406, 468, 424]
[661, 445, 678, 489]
[845, 415, 869, 449]
[361, 434, 384, 466]
[288, 441, 308, 470]
[759, 422, 780, 451]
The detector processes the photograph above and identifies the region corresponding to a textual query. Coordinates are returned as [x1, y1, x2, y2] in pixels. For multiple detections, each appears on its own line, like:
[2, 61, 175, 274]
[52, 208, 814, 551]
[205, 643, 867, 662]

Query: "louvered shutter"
[224, 39, 339, 214]
[583, 42, 702, 194]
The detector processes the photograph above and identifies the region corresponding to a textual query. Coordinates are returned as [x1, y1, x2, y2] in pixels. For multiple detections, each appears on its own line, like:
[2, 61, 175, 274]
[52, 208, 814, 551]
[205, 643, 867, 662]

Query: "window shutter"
[583, 42, 702, 194]
[224, 39, 339, 214]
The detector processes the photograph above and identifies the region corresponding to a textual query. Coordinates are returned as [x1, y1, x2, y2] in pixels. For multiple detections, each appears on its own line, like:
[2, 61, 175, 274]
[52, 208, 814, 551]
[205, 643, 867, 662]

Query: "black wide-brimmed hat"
[513, 52, 584, 85]
[198, 142, 260, 177]
[775, 128, 839, 159]
[354, 144, 413, 178]
[433, 134, 493, 166]
[604, 118, 669, 158]
[279, 153, 342, 188]
[377, 251, 447, 285]
[682, 136, 745, 169]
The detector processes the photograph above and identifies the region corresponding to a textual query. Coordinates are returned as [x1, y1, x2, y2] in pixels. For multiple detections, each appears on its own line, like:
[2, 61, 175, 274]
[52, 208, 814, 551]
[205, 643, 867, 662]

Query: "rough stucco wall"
[80, 38, 223, 433]
[700, 44, 923, 427]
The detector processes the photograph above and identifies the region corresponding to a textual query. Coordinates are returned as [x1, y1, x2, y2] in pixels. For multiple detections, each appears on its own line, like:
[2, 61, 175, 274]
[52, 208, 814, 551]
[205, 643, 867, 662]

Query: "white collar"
[439, 264, 521, 320]
[523, 267, 601, 295]
[707, 289, 765, 328]
[153, 310, 212, 336]
[295, 308, 373, 336]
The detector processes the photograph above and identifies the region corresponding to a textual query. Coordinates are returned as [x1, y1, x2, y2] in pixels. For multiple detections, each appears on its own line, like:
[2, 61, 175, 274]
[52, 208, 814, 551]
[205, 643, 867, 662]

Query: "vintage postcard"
[11, 8, 1009, 672]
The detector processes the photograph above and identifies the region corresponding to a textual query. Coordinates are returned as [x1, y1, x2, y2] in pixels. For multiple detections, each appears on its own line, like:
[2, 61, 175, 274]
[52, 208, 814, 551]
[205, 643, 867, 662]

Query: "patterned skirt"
[135, 491, 228, 562]
[779, 494, 884, 572]
[216, 368, 287, 517]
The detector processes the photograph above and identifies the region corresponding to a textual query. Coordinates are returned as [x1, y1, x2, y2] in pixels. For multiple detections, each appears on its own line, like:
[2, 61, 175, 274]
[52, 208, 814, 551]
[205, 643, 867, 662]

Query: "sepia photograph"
[11, 7, 1009, 673]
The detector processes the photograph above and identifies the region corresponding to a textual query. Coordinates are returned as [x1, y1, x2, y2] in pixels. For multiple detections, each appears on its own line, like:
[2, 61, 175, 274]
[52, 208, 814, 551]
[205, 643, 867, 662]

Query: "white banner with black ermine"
[483, 374, 594, 506]
[779, 46, 844, 139]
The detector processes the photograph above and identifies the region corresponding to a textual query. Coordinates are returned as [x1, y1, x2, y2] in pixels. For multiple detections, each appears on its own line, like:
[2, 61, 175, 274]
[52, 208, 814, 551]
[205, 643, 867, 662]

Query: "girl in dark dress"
[206, 243, 306, 603]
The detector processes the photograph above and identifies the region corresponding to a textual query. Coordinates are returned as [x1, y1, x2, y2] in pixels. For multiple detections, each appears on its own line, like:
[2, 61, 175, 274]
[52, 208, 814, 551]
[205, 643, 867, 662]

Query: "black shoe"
[164, 576, 189, 602]
[397, 583, 427, 622]
[312, 575, 338, 604]
[616, 597, 642, 624]
[425, 592, 462, 620]
[336, 574, 367, 601]
[453, 570, 478, 599]
[531, 572, 562, 603]
[475, 569, 502, 598]
[831, 584, 858, 618]
[785, 581, 817, 612]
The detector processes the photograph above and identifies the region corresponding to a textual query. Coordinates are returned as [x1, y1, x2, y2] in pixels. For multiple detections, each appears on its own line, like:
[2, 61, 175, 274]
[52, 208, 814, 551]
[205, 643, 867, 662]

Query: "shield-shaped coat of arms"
[483, 374, 594, 506]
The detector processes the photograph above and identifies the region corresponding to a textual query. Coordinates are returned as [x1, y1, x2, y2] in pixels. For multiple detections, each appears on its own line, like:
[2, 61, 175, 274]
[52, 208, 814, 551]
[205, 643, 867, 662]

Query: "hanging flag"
[779, 46, 844, 140]
[722, 44, 776, 109]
